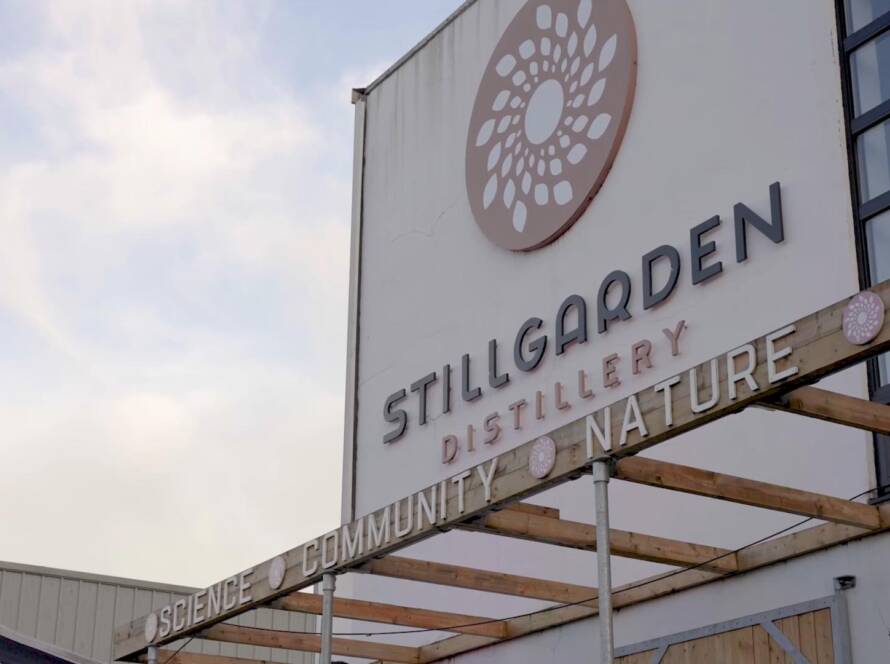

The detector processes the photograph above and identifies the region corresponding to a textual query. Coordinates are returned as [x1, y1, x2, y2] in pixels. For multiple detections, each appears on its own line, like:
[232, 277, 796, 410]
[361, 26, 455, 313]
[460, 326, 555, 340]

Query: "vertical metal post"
[320, 573, 336, 664]
[832, 576, 855, 663]
[593, 459, 614, 664]
[147, 645, 158, 664]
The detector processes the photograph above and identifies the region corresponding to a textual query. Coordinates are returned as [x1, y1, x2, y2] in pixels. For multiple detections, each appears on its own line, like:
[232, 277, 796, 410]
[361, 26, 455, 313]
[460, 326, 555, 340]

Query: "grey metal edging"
[649, 644, 667, 664]
[832, 579, 855, 664]
[0, 624, 105, 664]
[614, 594, 848, 664]
[340, 94, 367, 525]
[363, 0, 478, 95]
[0, 560, 198, 596]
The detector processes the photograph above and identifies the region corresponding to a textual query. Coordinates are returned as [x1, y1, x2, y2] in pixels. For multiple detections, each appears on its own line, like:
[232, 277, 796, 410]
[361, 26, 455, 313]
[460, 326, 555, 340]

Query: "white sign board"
[344, 0, 861, 522]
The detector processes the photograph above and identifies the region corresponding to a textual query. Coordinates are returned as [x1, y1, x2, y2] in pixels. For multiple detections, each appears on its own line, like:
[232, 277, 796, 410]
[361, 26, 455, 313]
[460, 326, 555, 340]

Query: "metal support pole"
[593, 459, 614, 664]
[147, 645, 158, 664]
[832, 576, 855, 663]
[320, 573, 336, 664]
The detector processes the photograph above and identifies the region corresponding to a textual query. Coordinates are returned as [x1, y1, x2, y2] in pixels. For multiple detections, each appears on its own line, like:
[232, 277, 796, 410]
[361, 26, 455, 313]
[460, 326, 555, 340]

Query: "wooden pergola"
[113, 282, 890, 664]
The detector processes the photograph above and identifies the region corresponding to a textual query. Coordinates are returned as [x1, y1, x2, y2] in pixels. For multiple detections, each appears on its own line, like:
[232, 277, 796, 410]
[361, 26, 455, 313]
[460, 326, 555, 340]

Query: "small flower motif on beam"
[843, 291, 885, 345]
[268, 555, 287, 590]
[144, 612, 158, 643]
[529, 435, 557, 478]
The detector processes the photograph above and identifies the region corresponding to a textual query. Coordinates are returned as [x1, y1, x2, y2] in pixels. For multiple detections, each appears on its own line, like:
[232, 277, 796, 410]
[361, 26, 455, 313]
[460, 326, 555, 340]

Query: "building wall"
[339, 0, 875, 647]
[0, 561, 315, 664]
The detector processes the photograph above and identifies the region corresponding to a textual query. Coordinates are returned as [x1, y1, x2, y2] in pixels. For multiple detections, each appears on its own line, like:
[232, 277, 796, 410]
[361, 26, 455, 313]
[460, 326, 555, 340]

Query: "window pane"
[867, 211, 890, 382]
[847, 0, 890, 33]
[876, 433, 890, 494]
[857, 118, 890, 201]
[851, 33, 890, 115]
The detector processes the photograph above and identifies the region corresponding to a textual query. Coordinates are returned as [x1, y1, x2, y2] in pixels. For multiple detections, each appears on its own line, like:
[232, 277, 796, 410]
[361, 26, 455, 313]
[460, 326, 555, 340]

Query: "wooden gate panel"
[616, 607, 835, 664]
[813, 609, 835, 663]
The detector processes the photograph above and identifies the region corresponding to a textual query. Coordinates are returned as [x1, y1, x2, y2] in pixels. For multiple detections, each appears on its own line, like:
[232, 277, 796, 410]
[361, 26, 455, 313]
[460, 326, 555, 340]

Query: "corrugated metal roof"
[0, 560, 315, 663]
[0, 622, 105, 664]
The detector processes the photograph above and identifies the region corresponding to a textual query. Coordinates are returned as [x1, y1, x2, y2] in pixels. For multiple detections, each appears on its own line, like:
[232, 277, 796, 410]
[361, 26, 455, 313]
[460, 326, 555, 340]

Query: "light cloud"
[0, 0, 349, 584]
[0, 0, 463, 586]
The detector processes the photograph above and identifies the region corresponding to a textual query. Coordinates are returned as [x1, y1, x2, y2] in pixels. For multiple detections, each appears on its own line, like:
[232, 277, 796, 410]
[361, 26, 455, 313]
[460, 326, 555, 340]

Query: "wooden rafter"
[766, 385, 890, 435]
[268, 591, 508, 638]
[199, 624, 420, 664]
[154, 652, 273, 664]
[414, 569, 721, 663]
[359, 556, 597, 604]
[411, 501, 890, 662]
[153, 653, 281, 664]
[500, 502, 560, 519]
[613, 456, 883, 529]
[461, 506, 738, 573]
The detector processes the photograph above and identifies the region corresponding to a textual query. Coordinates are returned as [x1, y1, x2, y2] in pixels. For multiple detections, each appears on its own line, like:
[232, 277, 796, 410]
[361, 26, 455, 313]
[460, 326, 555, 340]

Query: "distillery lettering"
[382, 182, 785, 445]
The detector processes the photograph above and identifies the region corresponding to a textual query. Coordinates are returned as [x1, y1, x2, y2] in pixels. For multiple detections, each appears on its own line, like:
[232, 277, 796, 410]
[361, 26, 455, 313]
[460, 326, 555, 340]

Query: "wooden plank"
[767, 624, 784, 664]
[115, 281, 890, 661]
[156, 651, 287, 664]
[199, 624, 420, 664]
[727, 626, 755, 664]
[688, 630, 715, 663]
[799, 611, 818, 664]
[780, 616, 801, 664]
[813, 608, 834, 664]
[500, 502, 560, 519]
[461, 507, 738, 573]
[360, 556, 597, 604]
[753, 624, 771, 664]
[614, 456, 882, 529]
[268, 591, 508, 638]
[735, 504, 890, 570]
[661, 642, 688, 664]
[767, 385, 890, 435]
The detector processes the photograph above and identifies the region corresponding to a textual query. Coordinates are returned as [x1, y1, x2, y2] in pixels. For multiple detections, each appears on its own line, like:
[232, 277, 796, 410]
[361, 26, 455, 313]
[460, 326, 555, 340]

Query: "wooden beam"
[500, 502, 560, 519]
[199, 624, 420, 664]
[766, 385, 890, 435]
[268, 591, 507, 638]
[155, 652, 274, 664]
[415, 569, 721, 662]
[360, 556, 597, 604]
[415, 502, 890, 662]
[115, 282, 890, 661]
[614, 456, 881, 529]
[461, 508, 738, 573]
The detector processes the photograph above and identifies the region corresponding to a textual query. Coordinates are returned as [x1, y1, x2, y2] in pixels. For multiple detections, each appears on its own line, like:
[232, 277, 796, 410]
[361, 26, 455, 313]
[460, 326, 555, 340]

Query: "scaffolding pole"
[593, 459, 614, 663]
[320, 573, 336, 664]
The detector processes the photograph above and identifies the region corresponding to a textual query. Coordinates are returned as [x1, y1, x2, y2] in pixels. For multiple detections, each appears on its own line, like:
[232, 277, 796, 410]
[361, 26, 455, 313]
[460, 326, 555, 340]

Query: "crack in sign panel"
[388, 198, 459, 244]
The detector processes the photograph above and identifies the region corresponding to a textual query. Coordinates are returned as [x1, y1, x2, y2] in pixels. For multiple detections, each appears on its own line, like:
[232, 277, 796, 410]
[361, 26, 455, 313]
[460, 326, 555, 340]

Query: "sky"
[0, 0, 463, 587]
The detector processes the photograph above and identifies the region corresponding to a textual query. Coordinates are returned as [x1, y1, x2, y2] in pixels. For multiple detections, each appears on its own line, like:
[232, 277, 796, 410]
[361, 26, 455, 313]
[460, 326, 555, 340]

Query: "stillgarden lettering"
[383, 182, 786, 452]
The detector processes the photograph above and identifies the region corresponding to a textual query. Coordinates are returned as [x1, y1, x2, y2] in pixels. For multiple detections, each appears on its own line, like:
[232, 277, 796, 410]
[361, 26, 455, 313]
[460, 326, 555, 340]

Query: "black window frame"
[836, 1, 890, 501]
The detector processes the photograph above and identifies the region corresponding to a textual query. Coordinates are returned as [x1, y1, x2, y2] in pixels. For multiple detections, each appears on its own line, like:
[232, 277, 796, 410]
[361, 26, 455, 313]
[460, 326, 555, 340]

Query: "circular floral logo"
[843, 291, 885, 345]
[466, 0, 637, 251]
